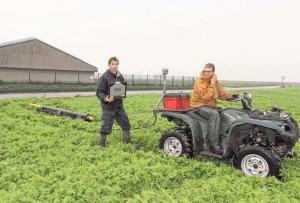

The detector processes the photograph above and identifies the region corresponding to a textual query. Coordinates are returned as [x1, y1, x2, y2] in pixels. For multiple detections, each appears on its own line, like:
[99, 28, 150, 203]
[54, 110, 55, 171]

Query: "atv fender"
[161, 111, 207, 152]
[228, 118, 283, 143]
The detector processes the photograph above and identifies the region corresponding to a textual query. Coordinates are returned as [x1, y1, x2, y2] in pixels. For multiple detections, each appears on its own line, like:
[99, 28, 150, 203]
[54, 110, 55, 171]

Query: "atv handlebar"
[231, 93, 251, 101]
[232, 93, 252, 110]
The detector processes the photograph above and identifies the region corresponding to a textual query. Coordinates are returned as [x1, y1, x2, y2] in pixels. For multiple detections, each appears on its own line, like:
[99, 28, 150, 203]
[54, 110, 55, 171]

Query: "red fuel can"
[163, 93, 190, 110]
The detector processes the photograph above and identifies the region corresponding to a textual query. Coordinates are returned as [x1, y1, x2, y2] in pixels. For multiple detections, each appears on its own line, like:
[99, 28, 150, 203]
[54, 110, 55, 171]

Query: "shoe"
[211, 146, 223, 155]
[203, 141, 210, 151]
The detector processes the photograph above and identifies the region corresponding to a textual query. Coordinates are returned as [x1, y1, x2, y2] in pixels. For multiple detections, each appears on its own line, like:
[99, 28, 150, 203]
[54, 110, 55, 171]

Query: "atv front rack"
[154, 107, 192, 113]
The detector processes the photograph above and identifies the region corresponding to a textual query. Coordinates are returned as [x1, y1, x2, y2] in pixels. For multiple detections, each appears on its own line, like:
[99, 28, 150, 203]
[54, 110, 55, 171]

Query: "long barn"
[0, 38, 98, 82]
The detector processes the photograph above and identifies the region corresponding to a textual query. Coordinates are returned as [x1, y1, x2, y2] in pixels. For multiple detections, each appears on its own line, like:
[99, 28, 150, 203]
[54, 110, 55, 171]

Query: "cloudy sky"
[1, 0, 300, 82]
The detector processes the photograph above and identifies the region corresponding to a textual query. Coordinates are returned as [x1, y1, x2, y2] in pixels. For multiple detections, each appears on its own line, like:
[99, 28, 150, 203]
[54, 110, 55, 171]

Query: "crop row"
[0, 87, 299, 202]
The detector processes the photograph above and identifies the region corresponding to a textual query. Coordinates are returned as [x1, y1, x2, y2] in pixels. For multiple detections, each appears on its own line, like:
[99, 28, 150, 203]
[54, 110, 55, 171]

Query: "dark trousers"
[196, 106, 220, 147]
[100, 107, 131, 135]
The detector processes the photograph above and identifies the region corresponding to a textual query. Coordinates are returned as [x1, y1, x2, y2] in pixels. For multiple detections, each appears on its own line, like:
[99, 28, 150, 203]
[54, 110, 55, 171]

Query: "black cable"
[112, 113, 158, 131]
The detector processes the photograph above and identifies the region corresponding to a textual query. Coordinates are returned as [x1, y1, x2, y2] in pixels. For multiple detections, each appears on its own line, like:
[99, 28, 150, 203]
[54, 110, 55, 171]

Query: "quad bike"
[153, 69, 299, 178]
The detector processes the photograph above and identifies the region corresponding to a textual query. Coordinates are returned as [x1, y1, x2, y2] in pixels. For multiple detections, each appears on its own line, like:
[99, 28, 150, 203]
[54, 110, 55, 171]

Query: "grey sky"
[1, 0, 300, 82]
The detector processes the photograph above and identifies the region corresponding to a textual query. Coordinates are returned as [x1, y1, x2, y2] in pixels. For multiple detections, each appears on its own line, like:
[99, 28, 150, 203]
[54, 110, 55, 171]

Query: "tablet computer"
[108, 81, 127, 98]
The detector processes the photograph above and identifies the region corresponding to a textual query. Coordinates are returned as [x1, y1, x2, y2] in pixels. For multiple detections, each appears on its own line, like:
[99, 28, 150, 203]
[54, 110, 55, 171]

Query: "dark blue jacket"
[96, 69, 125, 110]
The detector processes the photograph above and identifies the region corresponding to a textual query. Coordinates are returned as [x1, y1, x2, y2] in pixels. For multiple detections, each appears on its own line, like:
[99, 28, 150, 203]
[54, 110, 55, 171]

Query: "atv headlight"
[280, 125, 291, 132]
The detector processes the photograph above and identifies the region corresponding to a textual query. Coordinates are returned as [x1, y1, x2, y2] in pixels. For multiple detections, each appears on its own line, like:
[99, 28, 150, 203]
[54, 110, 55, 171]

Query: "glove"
[228, 94, 239, 101]
[232, 94, 239, 99]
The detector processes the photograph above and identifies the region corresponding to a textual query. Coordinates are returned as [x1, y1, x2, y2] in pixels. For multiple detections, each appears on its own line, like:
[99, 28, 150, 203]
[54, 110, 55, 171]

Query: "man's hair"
[108, 56, 119, 65]
[204, 63, 215, 71]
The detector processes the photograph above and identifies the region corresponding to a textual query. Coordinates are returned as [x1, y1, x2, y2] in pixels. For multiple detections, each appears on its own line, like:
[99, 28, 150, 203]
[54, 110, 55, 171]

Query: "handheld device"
[108, 81, 127, 98]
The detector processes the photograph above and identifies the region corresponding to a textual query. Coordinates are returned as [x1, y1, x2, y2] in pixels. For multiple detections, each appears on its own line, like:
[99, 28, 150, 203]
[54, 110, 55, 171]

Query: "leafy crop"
[0, 87, 300, 202]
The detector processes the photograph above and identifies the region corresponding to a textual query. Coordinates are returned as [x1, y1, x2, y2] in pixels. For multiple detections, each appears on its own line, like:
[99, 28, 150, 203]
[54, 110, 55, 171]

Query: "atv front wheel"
[159, 128, 192, 157]
[233, 146, 281, 178]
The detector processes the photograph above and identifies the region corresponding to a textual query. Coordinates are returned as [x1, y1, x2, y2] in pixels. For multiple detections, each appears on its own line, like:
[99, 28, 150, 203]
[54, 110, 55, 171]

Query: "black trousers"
[100, 107, 131, 135]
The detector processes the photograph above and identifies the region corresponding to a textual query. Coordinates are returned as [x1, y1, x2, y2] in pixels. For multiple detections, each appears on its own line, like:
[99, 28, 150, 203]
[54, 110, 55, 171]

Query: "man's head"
[203, 63, 215, 79]
[108, 56, 119, 74]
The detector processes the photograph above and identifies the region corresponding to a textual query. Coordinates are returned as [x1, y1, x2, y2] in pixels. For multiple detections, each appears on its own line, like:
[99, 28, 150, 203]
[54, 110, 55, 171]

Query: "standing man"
[96, 56, 132, 147]
[190, 63, 237, 155]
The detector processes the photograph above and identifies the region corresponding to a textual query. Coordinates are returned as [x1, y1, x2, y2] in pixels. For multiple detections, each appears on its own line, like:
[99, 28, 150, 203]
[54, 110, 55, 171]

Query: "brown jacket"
[190, 71, 232, 110]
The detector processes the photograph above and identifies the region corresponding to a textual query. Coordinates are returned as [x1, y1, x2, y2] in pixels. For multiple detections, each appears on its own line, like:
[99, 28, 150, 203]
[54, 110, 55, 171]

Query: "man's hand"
[104, 96, 114, 102]
[227, 94, 239, 101]
[211, 74, 217, 85]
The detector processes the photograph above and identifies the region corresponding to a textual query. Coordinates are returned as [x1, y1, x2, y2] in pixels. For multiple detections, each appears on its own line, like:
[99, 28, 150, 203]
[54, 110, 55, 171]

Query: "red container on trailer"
[163, 93, 190, 110]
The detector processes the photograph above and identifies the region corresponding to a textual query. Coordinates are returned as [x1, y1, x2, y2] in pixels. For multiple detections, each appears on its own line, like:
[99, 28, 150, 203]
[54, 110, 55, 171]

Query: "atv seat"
[185, 111, 208, 124]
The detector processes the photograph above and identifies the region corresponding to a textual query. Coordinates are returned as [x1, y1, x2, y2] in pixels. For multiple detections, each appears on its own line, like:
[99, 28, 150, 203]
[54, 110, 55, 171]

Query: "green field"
[0, 87, 300, 202]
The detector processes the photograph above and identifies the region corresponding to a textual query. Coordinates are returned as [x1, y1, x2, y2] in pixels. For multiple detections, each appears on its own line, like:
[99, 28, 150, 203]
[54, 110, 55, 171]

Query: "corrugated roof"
[0, 37, 98, 71]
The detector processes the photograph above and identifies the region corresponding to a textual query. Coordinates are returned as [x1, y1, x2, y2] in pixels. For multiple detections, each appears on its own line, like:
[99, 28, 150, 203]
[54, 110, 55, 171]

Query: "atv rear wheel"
[233, 146, 281, 178]
[159, 128, 192, 157]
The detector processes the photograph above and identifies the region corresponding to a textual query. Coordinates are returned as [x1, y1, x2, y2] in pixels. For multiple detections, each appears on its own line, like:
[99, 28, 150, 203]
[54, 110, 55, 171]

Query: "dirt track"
[0, 86, 281, 99]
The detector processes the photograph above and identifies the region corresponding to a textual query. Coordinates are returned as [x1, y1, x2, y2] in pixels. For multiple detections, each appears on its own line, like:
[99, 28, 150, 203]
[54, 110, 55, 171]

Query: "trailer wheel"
[233, 146, 281, 178]
[159, 128, 192, 157]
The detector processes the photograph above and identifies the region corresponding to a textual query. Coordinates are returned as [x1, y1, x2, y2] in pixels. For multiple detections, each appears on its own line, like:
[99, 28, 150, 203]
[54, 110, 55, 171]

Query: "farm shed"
[0, 38, 98, 82]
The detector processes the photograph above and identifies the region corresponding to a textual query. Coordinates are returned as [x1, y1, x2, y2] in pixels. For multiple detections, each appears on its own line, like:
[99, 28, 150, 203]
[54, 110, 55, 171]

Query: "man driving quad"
[190, 63, 237, 155]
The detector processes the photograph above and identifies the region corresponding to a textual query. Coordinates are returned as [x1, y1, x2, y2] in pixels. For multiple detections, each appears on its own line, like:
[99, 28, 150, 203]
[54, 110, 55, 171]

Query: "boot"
[99, 134, 107, 147]
[123, 130, 141, 149]
[123, 130, 131, 144]
[211, 145, 223, 155]
[203, 139, 210, 151]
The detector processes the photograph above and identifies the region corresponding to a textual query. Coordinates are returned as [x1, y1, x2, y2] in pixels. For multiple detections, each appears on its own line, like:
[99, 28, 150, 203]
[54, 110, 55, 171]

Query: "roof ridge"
[0, 37, 36, 48]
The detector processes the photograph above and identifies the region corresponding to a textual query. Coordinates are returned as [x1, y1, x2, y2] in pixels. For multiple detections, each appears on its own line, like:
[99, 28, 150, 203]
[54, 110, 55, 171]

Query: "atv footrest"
[198, 151, 223, 159]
